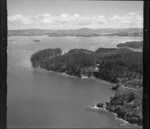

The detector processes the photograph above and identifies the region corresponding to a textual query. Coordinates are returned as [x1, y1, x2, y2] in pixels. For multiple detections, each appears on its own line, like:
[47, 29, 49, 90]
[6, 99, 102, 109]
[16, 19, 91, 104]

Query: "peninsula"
[30, 45, 143, 126]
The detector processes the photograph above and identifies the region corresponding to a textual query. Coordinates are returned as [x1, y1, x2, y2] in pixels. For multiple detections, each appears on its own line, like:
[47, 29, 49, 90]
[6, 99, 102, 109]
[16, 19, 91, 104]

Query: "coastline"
[108, 107, 142, 128]
[90, 103, 142, 128]
[42, 66, 117, 86]
[34, 66, 142, 128]
[33, 66, 114, 86]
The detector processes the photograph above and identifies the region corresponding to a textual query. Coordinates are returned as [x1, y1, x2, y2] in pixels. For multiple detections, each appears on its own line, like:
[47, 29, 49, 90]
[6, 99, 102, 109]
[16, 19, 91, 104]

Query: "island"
[30, 46, 143, 126]
[33, 39, 40, 42]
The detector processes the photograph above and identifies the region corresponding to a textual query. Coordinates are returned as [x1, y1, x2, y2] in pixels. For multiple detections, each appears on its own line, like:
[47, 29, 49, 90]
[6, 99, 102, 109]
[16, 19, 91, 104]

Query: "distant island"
[33, 39, 40, 42]
[8, 28, 143, 37]
[30, 45, 143, 126]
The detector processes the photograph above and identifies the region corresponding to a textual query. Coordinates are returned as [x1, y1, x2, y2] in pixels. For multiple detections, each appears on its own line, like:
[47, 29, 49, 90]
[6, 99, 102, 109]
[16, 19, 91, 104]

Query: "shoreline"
[34, 66, 141, 127]
[33, 66, 115, 87]
[90, 103, 142, 128]
[33, 66, 114, 85]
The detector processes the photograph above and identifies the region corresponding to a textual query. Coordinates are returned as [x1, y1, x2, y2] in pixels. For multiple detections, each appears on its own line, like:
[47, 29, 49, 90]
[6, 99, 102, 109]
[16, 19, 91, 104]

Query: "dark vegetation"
[117, 41, 143, 49]
[30, 46, 143, 126]
[30, 48, 62, 67]
[106, 88, 143, 126]
[94, 48, 143, 83]
[38, 49, 97, 77]
[30, 47, 142, 85]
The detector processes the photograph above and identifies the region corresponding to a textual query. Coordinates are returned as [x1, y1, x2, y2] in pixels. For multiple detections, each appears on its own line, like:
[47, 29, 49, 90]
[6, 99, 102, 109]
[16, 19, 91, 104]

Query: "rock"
[96, 103, 104, 108]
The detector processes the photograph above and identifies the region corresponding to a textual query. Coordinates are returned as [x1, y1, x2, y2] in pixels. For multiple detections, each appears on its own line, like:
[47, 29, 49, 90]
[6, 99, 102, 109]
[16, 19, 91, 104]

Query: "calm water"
[7, 36, 142, 128]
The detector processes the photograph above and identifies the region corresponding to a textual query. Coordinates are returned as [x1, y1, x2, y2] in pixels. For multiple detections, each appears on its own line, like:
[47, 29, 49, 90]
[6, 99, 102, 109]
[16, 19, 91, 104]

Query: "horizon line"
[8, 27, 143, 31]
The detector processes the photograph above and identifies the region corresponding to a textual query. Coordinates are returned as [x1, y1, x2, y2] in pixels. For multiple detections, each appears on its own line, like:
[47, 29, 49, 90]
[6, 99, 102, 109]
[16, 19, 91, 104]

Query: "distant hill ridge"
[8, 28, 143, 37]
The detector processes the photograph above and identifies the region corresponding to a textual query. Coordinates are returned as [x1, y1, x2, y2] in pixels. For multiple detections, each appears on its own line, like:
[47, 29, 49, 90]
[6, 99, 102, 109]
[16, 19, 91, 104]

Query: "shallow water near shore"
[7, 36, 142, 128]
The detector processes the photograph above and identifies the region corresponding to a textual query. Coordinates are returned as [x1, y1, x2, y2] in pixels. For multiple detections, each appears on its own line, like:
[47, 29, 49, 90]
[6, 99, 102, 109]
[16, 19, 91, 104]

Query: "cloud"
[111, 11, 143, 28]
[8, 13, 106, 28]
[40, 14, 52, 24]
[75, 15, 106, 26]
[111, 15, 121, 21]
[8, 12, 143, 29]
[8, 14, 33, 24]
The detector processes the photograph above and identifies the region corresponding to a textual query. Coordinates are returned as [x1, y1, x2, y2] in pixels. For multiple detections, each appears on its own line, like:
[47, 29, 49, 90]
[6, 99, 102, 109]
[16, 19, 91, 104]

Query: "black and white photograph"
[6, 0, 144, 128]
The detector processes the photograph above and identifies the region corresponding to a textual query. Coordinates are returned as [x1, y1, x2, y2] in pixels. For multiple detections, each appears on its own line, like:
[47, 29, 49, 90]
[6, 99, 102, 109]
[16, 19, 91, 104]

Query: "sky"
[7, 0, 143, 30]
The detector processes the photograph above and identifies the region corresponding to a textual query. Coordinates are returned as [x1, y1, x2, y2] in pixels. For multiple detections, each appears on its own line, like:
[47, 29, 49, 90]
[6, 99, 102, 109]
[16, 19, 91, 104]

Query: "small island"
[33, 39, 40, 42]
[30, 45, 143, 126]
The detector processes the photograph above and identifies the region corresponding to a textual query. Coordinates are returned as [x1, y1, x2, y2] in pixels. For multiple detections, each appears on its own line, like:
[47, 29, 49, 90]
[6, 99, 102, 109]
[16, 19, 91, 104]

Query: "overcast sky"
[8, 0, 143, 30]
